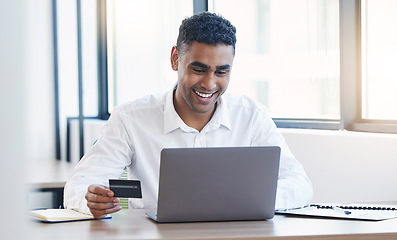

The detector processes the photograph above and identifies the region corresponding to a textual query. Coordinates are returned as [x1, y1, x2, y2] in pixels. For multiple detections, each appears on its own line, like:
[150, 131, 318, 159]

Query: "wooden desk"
[30, 208, 397, 240]
[28, 159, 76, 208]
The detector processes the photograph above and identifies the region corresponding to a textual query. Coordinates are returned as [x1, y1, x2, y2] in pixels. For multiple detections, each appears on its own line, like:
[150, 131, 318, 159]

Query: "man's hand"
[85, 184, 122, 219]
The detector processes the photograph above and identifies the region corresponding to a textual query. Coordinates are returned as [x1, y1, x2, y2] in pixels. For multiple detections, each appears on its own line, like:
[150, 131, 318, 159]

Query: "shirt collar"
[163, 90, 231, 134]
[207, 95, 231, 132]
[163, 90, 186, 134]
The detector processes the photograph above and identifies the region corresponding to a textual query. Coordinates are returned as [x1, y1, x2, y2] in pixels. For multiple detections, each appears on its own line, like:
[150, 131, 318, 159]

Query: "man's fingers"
[85, 184, 122, 218]
[85, 192, 119, 204]
[88, 184, 114, 197]
[90, 205, 122, 219]
[87, 201, 118, 211]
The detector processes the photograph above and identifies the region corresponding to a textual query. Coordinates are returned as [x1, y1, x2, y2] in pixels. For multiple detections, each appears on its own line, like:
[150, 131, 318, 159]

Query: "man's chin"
[192, 102, 218, 114]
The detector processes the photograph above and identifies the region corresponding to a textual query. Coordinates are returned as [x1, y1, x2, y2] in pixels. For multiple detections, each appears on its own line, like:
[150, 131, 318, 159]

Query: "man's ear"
[170, 46, 179, 71]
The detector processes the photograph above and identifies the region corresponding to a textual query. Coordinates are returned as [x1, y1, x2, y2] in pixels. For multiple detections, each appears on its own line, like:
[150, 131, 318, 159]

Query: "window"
[55, 0, 99, 160]
[57, 0, 98, 118]
[106, 0, 193, 112]
[361, 0, 397, 120]
[341, 0, 397, 133]
[210, 0, 340, 121]
[54, 0, 397, 161]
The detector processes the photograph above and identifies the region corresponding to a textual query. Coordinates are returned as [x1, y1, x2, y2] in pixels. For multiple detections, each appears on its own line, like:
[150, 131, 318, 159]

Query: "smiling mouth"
[194, 90, 215, 98]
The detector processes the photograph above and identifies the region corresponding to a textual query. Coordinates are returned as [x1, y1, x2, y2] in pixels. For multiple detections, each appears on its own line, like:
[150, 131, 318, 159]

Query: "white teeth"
[195, 90, 213, 98]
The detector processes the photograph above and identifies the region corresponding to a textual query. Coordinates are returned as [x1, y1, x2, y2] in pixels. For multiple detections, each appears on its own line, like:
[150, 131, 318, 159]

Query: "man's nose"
[201, 72, 216, 90]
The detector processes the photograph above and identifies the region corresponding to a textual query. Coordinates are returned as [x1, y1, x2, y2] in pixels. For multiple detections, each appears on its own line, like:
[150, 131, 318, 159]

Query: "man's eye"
[193, 68, 205, 73]
[216, 71, 227, 76]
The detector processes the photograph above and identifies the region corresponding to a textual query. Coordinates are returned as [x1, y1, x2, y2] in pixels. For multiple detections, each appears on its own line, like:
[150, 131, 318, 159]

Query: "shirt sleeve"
[251, 108, 313, 210]
[63, 108, 134, 214]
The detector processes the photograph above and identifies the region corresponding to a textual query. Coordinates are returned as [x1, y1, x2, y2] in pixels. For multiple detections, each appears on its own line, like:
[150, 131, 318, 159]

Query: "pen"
[332, 206, 352, 215]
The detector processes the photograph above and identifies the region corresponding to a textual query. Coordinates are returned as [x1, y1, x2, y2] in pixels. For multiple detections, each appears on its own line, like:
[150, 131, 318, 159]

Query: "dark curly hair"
[176, 12, 237, 56]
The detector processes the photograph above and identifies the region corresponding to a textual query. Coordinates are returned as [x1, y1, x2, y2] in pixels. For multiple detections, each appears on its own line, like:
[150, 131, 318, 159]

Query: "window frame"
[340, 0, 397, 134]
[52, 0, 61, 159]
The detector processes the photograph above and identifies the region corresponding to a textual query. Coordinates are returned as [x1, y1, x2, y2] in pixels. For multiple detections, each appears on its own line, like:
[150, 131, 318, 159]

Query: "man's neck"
[182, 105, 217, 132]
[173, 91, 217, 132]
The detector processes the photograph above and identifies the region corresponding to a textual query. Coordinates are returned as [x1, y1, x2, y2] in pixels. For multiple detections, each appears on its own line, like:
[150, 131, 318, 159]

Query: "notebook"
[29, 209, 111, 223]
[276, 203, 397, 221]
[146, 146, 281, 223]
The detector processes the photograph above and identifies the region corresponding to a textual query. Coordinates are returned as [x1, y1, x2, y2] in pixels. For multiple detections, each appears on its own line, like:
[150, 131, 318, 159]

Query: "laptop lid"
[146, 146, 281, 223]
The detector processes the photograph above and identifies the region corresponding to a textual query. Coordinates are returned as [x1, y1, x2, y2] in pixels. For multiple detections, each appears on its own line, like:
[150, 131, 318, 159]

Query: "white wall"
[0, 0, 55, 238]
[25, 0, 57, 210]
[25, 0, 56, 162]
[282, 128, 397, 204]
[1, 0, 29, 239]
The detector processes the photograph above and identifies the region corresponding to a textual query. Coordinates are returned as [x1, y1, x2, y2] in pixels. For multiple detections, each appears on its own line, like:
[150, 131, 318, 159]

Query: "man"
[64, 12, 313, 219]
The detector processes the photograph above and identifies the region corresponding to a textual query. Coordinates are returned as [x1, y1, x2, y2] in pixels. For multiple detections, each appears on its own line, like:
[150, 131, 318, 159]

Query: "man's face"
[172, 42, 234, 117]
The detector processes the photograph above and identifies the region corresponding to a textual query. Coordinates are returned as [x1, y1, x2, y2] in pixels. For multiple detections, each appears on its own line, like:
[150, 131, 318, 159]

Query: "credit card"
[109, 179, 142, 198]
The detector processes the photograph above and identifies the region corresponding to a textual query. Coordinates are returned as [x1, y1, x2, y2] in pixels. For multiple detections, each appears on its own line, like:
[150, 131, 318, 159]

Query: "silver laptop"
[146, 146, 280, 223]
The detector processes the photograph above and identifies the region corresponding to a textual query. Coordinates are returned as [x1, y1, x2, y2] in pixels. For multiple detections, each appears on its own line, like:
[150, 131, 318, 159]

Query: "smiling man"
[172, 42, 233, 131]
[64, 12, 313, 219]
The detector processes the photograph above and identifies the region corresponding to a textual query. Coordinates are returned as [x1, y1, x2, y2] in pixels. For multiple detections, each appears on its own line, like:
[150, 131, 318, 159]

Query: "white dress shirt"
[64, 89, 313, 214]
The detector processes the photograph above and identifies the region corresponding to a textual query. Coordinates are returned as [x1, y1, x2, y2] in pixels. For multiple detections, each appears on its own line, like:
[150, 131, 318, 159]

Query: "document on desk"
[276, 204, 397, 221]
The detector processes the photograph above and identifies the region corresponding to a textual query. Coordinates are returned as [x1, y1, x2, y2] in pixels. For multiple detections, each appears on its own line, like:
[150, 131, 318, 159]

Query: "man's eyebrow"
[190, 61, 231, 71]
[216, 64, 231, 71]
[190, 61, 209, 69]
